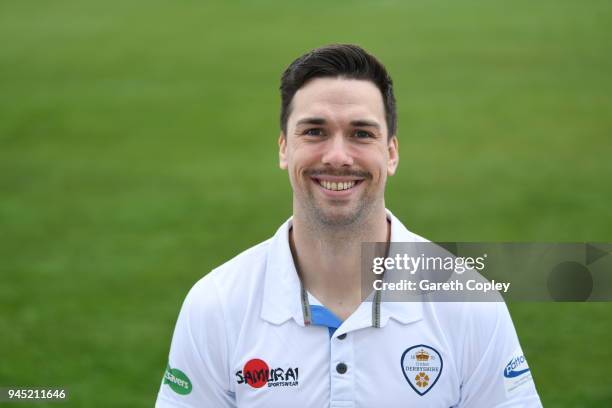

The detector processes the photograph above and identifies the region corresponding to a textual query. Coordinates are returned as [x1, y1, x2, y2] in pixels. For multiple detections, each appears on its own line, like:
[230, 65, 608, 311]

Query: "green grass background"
[1, 0, 611, 406]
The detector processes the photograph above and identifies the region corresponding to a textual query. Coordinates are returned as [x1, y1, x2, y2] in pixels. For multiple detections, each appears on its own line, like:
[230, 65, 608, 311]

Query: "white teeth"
[318, 180, 357, 191]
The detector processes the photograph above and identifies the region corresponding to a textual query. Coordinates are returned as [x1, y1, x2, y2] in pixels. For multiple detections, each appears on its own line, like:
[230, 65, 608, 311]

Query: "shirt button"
[337, 333, 347, 340]
[336, 363, 347, 374]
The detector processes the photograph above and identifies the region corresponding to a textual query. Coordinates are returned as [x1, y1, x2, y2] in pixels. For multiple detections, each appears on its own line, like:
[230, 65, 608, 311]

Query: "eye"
[304, 128, 324, 136]
[354, 130, 374, 139]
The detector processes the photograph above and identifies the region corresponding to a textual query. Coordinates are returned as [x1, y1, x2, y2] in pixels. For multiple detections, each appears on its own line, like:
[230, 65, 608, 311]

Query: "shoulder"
[187, 238, 271, 306]
[207, 238, 271, 291]
[427, 301, 509, 342]
[179, 238, 272, 335]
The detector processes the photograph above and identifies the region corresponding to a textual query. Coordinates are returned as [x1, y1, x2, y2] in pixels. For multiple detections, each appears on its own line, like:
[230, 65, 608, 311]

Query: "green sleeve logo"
[163, 365, 193, 395]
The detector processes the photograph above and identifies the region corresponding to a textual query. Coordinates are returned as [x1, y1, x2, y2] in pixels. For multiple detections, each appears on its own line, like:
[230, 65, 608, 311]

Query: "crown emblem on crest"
[415, 350, 430, 361]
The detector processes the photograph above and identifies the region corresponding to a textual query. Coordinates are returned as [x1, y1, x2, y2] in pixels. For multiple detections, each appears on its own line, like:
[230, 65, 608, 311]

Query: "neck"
[289, 204, 390, 320]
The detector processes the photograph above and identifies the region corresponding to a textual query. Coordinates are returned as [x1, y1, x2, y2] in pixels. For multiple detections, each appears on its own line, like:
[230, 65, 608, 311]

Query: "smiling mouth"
[314, 178, 363, 191]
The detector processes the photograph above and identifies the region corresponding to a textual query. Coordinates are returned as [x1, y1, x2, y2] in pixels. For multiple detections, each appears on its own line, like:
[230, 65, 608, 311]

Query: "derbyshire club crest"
[401, 345, 443, 396]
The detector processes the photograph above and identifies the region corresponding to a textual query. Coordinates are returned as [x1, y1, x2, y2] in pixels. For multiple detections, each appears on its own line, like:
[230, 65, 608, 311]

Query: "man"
[156, 44, 542, 407]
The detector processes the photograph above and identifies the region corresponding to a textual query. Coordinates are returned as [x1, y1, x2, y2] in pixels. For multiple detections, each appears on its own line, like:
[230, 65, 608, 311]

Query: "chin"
[312, 204, 366, 227]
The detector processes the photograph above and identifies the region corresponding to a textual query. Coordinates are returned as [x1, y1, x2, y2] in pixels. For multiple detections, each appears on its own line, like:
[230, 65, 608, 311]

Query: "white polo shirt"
[156, 211, 542, 407]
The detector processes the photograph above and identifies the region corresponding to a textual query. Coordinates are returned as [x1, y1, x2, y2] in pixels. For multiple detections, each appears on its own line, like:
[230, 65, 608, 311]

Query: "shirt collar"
[260, 209, 424, 329]
[260, 217, 305, 326]
[380, 209, 424, 326]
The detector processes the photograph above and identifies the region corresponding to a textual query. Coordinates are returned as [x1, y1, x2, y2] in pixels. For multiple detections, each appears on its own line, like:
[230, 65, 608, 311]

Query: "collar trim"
[260, 210, 425, 329]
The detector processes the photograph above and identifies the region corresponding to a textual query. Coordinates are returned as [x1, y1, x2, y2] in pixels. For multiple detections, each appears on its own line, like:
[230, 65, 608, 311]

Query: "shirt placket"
[329, 330, 355, 408]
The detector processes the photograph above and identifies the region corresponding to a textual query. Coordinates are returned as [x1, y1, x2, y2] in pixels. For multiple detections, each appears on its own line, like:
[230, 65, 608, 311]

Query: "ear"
[278, 132, 288, 170]
[387, 135, 399, 176]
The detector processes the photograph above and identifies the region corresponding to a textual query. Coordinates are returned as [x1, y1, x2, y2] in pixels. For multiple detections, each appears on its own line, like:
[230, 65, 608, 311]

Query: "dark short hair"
[280, 44, 397, 139]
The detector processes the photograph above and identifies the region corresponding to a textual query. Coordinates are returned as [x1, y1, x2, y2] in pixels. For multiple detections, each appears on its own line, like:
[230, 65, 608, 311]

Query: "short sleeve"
[457, 302, 542, 408]
[156, 276, 236, 407]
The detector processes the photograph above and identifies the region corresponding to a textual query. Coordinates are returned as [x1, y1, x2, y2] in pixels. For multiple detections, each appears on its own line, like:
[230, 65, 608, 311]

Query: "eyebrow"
[350, 119, 380, 129]
[295, 117, 381, 129]
[295, 117, 326, 126]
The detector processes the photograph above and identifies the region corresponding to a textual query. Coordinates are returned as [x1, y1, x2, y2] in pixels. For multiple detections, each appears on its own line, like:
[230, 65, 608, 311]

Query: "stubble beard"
[298, 180, 382, 231]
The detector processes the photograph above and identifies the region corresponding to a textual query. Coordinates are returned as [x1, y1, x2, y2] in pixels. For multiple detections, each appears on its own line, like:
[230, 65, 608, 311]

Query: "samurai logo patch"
[401, 345, 443, 396]
[235, 358, 299, 388]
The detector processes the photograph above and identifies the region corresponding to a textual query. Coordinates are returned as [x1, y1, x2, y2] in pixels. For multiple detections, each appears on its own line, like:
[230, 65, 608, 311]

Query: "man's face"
[279, 77, 399, 226]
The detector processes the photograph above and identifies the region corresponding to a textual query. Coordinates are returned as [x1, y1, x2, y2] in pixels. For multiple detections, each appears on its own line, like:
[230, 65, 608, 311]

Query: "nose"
[321, 134, 354, 167]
